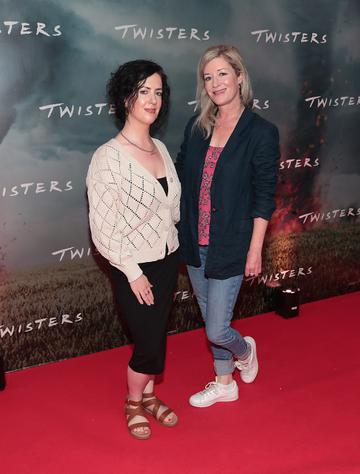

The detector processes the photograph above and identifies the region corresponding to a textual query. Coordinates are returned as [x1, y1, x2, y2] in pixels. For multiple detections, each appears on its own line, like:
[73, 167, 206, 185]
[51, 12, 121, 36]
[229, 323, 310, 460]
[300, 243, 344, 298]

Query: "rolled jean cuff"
[214, 358, 235, 376]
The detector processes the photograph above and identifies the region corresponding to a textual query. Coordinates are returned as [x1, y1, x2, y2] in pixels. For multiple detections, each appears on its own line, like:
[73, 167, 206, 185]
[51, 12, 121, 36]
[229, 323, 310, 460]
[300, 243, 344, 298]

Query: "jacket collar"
[221, 107, 254, 157]
[190, 107, 256, 191]
[195, 107, 254, 149]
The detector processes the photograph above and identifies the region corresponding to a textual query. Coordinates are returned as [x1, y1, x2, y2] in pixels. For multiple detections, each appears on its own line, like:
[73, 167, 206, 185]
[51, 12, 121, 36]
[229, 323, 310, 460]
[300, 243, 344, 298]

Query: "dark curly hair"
[107, 59, 170, 132]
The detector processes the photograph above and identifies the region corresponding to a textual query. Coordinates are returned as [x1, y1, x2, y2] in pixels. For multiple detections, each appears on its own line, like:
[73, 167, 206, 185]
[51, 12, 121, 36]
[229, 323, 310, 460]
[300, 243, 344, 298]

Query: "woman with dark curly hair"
[86, 60, 181, 440]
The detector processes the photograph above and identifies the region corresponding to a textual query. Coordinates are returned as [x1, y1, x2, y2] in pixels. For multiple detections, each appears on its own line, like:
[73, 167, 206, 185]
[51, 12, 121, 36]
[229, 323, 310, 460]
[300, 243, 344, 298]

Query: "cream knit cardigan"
[86, 138, 181, 282]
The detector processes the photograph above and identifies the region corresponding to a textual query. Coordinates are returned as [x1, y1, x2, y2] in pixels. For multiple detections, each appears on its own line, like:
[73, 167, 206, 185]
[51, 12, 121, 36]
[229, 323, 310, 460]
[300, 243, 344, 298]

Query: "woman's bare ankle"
[216, 374, 233, 385]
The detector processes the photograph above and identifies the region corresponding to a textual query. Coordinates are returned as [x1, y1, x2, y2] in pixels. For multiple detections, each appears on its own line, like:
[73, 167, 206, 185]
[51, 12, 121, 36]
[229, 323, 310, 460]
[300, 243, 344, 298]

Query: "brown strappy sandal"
[125, 399, 152, 440]
[142, 392, 178, 427]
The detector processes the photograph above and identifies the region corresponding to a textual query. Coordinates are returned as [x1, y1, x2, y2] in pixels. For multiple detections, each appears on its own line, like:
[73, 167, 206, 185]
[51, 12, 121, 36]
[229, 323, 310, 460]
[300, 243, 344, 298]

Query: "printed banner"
[1, 0, 359, 370]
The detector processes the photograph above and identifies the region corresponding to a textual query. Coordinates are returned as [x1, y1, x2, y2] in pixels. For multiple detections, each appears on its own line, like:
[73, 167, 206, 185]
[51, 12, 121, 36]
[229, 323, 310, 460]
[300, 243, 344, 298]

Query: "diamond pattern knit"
[86, 138, 181, 282]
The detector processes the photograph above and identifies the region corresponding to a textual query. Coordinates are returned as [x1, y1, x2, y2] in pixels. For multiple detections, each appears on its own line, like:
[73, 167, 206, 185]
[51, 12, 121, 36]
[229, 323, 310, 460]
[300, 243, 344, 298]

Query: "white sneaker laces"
[199, 381, 219, 397]
[234, 357, 250, 370]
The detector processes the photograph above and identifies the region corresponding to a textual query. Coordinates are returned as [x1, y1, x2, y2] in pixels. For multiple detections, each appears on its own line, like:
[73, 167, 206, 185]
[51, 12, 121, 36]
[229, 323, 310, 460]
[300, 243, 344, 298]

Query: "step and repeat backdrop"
[1, 0, 359, 370]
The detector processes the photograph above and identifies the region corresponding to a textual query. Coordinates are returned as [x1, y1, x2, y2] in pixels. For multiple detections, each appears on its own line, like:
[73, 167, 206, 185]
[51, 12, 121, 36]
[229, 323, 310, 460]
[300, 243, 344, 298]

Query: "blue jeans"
[187, 246, 249, 376]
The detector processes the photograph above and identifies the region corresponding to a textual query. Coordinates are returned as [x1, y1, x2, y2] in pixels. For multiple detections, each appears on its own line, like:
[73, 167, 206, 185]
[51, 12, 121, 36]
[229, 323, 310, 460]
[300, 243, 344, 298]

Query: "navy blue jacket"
[176, 107, 280, 279]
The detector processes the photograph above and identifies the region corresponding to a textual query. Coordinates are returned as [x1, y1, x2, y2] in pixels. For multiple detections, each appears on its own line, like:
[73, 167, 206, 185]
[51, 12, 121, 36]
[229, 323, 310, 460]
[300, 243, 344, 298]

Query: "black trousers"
[111, 249, 179, 375]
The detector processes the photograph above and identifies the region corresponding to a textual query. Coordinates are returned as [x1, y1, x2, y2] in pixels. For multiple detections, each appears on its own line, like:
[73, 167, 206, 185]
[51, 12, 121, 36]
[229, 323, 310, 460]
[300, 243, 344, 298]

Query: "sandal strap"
[158, 407, 173, 423]
[142, 395, 174, 422]
[125, 400, 148, 425]
[126, 399, 142, 407]
[142, 396, 162, 419]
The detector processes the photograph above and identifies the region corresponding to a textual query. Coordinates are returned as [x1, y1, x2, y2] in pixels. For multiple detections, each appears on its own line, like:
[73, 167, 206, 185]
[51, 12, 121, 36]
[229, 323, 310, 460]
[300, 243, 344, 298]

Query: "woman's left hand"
[245, 249, 262, 277]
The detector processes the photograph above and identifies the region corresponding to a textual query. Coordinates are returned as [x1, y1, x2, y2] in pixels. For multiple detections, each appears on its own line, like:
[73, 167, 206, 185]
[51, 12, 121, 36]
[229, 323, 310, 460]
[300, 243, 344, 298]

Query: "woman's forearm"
[249, 217, 269, 252]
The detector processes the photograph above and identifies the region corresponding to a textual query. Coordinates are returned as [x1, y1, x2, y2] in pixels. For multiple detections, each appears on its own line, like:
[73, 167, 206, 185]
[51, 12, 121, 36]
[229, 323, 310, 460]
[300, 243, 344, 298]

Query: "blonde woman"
[87, 60, 181, 438]
[176, 45, 280, 407]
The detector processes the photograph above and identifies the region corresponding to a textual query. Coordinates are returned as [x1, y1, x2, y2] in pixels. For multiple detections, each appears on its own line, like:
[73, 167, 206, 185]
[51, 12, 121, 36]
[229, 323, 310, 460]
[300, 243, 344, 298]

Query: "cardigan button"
[211, 207, 217, 212]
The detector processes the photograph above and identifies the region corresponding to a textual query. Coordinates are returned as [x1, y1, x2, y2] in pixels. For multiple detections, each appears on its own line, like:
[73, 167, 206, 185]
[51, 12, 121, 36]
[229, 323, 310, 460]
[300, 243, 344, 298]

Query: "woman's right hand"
[130, 274, 154, 306]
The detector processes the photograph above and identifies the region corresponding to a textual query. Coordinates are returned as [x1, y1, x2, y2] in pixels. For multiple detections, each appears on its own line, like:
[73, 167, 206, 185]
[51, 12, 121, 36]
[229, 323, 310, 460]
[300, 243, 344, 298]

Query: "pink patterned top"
[198, 146, 223, 245]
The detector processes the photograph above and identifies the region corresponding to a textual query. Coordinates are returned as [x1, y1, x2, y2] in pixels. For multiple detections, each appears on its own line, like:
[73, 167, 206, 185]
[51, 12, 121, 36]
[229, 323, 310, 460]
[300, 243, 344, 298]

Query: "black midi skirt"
[111, 249, 179, 375]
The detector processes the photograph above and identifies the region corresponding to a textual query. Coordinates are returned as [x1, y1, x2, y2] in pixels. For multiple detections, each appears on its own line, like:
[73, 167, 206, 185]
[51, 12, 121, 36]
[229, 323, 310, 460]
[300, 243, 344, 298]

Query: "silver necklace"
[120, 131, 155, 154]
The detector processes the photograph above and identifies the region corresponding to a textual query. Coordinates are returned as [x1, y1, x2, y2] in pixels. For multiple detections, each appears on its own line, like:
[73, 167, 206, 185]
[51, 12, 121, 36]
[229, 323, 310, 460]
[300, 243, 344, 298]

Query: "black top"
[157, 176, 168, 196]
[175, 107, 280, 279]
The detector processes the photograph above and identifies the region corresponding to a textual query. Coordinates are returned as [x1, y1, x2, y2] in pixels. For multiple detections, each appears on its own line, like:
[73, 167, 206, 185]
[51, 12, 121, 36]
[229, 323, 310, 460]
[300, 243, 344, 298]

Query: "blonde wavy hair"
[194, 44, 253, 137]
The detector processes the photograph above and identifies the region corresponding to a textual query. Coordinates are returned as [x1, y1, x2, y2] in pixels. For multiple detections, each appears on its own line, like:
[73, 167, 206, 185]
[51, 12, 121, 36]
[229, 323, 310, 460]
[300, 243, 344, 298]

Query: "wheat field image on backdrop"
[1, 225, 359, 371]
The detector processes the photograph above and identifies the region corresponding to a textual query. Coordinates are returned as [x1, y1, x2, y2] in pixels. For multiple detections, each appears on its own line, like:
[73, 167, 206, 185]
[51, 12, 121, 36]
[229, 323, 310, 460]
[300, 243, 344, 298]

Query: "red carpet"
[1, 292, 360, 474]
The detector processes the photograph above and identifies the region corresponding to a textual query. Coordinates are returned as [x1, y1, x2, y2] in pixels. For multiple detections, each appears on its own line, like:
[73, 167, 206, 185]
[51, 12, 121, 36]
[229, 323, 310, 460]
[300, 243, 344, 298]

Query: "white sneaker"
[189, 379, 239, 408]
[234, 336, 258, 383]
